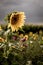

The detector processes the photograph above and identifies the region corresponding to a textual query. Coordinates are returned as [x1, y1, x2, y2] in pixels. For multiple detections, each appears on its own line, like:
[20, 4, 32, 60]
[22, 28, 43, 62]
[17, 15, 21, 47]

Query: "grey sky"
[0, 0, 43, 24]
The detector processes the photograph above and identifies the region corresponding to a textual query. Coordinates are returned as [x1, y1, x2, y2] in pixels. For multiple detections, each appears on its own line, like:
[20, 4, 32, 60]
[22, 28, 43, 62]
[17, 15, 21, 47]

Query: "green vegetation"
[0, 24, 43, 65]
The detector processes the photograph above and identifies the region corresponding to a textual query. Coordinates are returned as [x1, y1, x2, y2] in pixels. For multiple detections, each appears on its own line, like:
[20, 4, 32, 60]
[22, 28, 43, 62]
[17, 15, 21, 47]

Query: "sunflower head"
[8, 12, 26, 32]
[0, 25, 2, 31]
[0, 37, 5, 42]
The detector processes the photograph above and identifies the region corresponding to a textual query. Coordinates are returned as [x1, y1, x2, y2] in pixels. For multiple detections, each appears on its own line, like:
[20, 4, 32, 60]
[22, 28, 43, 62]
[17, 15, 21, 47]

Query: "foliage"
[0, 24, 43, 65]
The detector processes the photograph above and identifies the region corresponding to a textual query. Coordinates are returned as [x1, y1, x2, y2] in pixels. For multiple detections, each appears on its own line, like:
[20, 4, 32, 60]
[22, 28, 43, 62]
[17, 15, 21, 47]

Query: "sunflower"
[8, 12, 26, 32]
[0, 25, 2, 31]
[0, 37, 5, 42]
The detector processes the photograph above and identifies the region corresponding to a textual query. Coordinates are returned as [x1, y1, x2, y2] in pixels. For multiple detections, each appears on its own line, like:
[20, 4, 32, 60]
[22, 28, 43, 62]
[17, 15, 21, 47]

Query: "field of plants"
[0, 24, 43, 65]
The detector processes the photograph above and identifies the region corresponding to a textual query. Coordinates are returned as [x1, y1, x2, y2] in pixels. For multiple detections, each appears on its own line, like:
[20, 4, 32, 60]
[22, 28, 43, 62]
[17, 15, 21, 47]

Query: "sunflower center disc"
[11, 14, 19, 25]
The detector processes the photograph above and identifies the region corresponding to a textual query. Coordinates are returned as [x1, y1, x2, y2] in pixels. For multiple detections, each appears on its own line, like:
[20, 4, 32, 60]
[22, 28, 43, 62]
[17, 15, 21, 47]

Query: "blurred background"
[0, 0, 43, 25]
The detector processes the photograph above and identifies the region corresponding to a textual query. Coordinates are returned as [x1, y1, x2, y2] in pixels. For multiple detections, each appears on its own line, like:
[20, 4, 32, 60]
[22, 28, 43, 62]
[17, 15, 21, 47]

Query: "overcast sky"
[0, 0, 43, 24]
